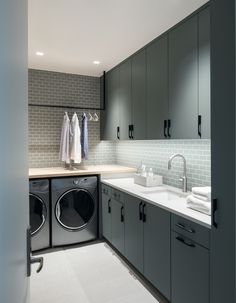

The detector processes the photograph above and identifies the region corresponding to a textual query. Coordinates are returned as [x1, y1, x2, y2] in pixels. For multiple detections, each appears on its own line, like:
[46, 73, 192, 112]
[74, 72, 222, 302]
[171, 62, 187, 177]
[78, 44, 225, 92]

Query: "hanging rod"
[28, 71, 106, 111]
[28, 104, 104, 110]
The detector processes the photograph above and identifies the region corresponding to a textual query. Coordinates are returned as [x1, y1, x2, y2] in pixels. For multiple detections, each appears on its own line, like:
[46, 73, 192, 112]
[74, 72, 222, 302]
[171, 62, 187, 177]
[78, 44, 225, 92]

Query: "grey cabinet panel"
[102, 192, 112, 242]
[131, 50, 146, 139]
[199, 7, 210, 139]
[143, 203, 171, 300]
[101, 68, 120, 140]
[119, 60, 132, 140]
[146, 36, 168, 139]
[124, 194, 143, 273]
[169, 15, 198, 139]
[111, 199, 125, 254]
[171, 231, 210, 303]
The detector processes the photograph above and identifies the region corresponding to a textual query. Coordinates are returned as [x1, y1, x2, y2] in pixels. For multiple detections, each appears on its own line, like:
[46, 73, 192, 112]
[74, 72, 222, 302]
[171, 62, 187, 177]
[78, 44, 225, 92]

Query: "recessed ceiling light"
[93, 60, 100, 65]
[36, 51, 44, 56]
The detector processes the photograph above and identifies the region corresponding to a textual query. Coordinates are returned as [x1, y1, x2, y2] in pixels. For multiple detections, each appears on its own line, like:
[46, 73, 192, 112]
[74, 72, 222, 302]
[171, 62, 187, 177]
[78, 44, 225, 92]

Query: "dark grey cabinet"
[111, 198, 125, 254]
[198, 7, 210, 139]
[169, 15, 199, 139]
[146, 35, 168, 139]
[131, 50, 146, 139]
[101, 185, 112, 242]
[143, 203, 171, 300]
[171, 231, 210, 303]
[124, 194, 144, 273]
[101, 67, 120, 140]
[119, 60, 132, 140]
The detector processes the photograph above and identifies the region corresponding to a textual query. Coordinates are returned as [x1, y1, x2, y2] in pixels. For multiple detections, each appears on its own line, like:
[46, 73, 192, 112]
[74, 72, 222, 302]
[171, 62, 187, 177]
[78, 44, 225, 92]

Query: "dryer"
[29, 179, 50, 251]
[51, 176, 98, 247]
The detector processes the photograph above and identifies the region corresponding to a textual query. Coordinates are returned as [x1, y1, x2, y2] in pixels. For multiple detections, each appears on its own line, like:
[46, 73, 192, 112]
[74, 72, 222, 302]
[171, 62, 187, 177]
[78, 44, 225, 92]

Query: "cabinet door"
[198, 7, 210, 139]
[146, 35, 168, 139]
[131, 50, 146, 139]
[111, 199, 125, 254]
[143, 203, 171, 300]
[101, 68, 120, 140]
[171, 232, 210, 303]
[169, 15, 198, 139]
[102, 191, 112, 242]
[119, 59, 132, 140]
[124, 194, 143, 273]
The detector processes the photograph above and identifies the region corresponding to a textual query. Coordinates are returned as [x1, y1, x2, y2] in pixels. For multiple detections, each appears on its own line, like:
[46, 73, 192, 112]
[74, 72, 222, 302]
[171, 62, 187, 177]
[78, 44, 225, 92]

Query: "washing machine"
[29, 179, 50, 251]
[51, 176, 98, 247]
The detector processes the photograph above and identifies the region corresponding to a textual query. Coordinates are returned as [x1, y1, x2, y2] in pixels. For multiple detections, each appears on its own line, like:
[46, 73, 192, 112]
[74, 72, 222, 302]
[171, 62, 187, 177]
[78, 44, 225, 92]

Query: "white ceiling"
[28, 0, 208, 77]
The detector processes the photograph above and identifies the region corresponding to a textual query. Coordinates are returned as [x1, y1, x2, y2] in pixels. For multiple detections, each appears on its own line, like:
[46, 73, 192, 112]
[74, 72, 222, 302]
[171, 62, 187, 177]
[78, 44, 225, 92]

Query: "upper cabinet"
[101, 5, 210, 141]
[131, 50, 147, 139]
[169, 15, 199, 139]
[100, 67, 120, 140]
[146, 35, 168, 139]
[198, 7, 210, 139]
[119, 59, 132, 140]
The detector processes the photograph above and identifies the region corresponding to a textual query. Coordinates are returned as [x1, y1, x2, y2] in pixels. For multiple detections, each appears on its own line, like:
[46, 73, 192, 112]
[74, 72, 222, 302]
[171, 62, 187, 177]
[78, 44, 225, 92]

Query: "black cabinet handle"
[128, 125, 132, 139]
[167, 119, 171, 138]
[164, 120, 167, 138]
[130, 125, 134, 139]
[121, 206, 124, 222]
[139, 202, 143, 221]
[176, 236, 196, 248]
[212, 198, 218, 228]
[198, 115, 202, 138]
[117, 126, 120, 140]
[142, 203, 146, 222]
[108, 199, 111, 213]
[175, 223, 195, 234]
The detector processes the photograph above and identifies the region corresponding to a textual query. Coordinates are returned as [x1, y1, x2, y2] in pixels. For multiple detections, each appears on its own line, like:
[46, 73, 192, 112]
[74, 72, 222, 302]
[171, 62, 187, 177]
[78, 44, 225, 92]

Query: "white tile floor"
[31, 242, 160, 303]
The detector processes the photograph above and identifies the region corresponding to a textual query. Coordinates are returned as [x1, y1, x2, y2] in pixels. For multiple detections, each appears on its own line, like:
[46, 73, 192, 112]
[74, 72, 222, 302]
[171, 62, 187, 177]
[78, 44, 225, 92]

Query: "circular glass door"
[29, 194, 47, 235]
[55, 189, 95, 231]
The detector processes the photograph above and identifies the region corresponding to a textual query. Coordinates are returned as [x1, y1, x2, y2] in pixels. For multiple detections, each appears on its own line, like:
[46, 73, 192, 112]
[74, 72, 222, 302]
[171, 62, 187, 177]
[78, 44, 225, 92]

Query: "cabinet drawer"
[101, 184, 111, 196]
[171, 214, 210, 248]
[111, 188, 123, 202]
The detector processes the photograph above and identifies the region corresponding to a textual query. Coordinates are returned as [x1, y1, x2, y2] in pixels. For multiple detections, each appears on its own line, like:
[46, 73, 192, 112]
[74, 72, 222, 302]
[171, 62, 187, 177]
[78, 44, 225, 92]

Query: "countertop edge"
[101, 179, 211, 229]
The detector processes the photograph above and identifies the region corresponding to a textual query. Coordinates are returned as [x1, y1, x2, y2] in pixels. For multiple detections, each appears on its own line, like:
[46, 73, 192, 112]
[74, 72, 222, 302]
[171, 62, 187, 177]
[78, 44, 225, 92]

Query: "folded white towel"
[186, 195, 211, 216]
[193, 193, 211, 203]
[192, 186, 211, 200]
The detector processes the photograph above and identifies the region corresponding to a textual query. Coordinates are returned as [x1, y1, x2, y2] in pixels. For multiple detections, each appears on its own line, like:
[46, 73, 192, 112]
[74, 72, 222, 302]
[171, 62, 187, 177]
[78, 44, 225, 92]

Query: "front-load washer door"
[29, 194, 47, 236]
[55, 189, 95, 231]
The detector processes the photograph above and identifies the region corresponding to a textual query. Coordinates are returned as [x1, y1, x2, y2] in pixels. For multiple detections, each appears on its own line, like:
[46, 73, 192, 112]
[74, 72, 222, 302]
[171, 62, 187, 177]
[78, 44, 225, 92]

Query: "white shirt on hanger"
[70, 112, 81, 163]
[59, 112, 70, 164]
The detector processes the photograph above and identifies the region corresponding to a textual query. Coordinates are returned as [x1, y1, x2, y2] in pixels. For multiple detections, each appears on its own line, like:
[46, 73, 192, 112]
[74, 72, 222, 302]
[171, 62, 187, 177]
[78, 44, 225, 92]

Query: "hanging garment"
[81, 113, 89, 160]
[70, 113, 81, 163]
[59, 112, 70, 164]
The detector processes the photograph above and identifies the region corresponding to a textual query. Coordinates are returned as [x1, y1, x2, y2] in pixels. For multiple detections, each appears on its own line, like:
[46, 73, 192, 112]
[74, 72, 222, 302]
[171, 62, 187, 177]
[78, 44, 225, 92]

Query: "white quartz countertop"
[101, 178, 211, 229]
[29, 165, 136, 179]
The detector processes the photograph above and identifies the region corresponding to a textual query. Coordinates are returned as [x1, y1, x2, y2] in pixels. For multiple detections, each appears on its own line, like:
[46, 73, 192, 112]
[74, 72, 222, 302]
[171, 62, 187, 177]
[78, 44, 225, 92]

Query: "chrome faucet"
[168, 154, 187, 192]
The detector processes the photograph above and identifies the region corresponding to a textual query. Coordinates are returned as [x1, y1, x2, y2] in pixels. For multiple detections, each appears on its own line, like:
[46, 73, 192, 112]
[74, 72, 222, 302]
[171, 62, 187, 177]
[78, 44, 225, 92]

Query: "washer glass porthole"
[29, 194, 47, 235]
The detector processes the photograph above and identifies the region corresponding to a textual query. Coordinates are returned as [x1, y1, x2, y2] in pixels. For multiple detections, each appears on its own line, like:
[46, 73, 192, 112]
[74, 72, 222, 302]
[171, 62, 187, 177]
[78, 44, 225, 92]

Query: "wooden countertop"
[29, 165, 136, 179]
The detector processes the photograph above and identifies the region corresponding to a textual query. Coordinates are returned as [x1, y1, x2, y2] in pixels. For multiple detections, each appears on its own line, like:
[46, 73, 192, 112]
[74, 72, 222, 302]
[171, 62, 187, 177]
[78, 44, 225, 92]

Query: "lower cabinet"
[143, 202, 171, 300]
[111, 198, 125, 255]
[124, 193, 144, 273]
[101, 184, 210, 303]
[171, 231, 210, 303]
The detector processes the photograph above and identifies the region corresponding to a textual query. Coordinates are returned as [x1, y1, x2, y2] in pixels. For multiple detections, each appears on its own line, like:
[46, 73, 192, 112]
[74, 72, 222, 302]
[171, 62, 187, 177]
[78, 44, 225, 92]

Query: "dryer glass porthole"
[55, 189, 95, 231]
[29, 194, 47, 235]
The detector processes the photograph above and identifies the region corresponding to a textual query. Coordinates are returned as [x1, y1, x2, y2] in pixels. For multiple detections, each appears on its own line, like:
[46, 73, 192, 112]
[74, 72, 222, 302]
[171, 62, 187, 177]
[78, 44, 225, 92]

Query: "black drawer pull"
[139, 202, 143, 221]
[121, 206, 124, 222]
[130, 125, 134, 139]
[212, 198, 218, 228]
[108, 199, 111, 213]
[128, 125, 132, 139]
[175, 223, 195, 234]
[142, 203, 146, 223]
[176, 236, 196, 248]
